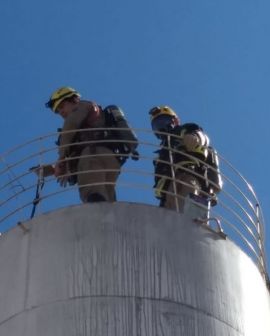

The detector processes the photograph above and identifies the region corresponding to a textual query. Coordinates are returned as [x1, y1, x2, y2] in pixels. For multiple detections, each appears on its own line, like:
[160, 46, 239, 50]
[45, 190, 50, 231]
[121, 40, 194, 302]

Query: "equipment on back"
[45, 87, 81, 112]
[103, 105, 139, 165]
[203, 147, 223, 195]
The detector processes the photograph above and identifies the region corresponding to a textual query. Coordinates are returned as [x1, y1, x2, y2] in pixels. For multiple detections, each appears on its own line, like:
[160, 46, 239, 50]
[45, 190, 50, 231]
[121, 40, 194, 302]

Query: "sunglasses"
[45, 91, 75, 109]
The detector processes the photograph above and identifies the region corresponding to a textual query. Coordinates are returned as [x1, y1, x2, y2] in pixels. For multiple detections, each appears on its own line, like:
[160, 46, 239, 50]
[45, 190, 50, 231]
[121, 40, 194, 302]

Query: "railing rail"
[0, 128, 268, 283]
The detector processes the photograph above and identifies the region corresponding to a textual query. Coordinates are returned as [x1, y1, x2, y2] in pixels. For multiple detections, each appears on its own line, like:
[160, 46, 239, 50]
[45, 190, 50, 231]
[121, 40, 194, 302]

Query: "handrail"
[0, 127, 267, 282]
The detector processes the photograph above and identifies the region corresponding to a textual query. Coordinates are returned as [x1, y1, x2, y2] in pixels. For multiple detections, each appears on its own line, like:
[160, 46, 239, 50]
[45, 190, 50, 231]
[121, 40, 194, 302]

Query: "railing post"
[256, 203, 266, 278]
[167, 134, 179, 212]
[29, 165, 45, 219]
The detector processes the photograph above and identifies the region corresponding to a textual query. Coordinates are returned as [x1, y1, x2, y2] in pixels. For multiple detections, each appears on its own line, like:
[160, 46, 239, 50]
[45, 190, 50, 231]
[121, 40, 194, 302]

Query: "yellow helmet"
[45, 87, 81, 112]
[149, 106, 180, 138]
[149, 105, 177, 121]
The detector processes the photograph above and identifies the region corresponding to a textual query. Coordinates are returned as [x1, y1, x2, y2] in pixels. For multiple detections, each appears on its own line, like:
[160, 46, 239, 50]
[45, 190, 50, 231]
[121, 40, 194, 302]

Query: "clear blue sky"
[1, 1, 269, 271]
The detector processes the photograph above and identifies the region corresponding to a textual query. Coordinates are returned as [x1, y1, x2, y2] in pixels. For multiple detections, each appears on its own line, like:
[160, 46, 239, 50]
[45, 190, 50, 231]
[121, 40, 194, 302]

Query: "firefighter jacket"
[57, 101, 138, 181]
[154, 123, 222, 200]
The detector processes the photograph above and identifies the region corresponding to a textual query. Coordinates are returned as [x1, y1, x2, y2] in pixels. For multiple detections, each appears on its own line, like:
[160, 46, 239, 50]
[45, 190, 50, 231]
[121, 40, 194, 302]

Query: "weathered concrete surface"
[0, 202, 269, 335]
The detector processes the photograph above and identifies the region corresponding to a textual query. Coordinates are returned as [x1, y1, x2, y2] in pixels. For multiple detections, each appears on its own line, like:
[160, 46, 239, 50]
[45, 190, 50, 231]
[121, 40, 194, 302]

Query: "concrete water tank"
[0, 129, 269, 335]
[0, 202, 269, 336]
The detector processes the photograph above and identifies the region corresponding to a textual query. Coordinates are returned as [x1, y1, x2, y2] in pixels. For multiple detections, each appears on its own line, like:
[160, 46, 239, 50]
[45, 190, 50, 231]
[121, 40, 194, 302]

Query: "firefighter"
[46, 87, 139, 203]
[149, 106, 222, 212]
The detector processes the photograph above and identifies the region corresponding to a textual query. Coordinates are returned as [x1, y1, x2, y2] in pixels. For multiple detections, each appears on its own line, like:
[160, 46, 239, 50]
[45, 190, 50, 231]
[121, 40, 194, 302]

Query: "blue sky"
[0, 1, 269, 272]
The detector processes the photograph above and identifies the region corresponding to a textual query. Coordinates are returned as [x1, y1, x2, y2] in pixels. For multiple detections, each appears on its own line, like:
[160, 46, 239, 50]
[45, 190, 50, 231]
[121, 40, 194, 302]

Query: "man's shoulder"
[72, 100, 101, 116]
[62, 101, 98, 127]
[77, 100, 99, 109]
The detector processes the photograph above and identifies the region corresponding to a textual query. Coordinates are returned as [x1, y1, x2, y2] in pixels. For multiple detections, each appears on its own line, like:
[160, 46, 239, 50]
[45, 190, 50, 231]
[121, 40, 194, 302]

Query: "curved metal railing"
[0, 128, 268, 283]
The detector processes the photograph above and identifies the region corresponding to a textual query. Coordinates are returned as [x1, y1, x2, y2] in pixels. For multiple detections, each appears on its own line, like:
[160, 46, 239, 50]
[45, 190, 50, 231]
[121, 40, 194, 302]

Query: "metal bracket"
[29, 164, 55, 177]
[194, 217, 227, 239]
[17, 221, 30, 234]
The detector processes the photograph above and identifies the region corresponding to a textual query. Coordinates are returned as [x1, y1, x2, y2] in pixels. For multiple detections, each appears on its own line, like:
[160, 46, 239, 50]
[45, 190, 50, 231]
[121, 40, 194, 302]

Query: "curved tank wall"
[0, 202, 269, 336]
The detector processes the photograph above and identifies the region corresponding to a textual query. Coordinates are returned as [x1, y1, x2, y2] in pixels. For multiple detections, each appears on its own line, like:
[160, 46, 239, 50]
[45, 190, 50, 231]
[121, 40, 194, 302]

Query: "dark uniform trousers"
[164, 170, 201, 212]
[77, 146, 121, 203]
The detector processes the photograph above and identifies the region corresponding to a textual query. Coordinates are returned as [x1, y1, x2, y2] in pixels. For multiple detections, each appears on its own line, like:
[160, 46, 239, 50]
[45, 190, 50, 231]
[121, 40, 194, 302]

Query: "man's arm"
[58, 105, 89, 159]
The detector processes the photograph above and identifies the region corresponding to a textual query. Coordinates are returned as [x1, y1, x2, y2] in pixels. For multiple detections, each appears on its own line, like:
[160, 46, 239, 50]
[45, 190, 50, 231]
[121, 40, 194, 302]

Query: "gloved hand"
[54, 159, 69, 187]
[183, 134, 199, 151]
[57, 176, 69, 187]
[54, 159, 66, 177]
[131, 150, 140, 161]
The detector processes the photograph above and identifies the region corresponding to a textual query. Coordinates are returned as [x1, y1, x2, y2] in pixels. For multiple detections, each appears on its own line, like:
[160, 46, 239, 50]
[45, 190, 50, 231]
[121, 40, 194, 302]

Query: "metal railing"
[0, 128, 268, 283]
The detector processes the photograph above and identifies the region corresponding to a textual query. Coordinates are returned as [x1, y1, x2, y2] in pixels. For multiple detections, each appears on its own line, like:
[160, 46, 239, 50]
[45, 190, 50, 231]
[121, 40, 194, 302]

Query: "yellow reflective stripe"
[180, 129, 186, 137]
[155, 177, 167, 197]
[174, 160, 199, 168]
[192, 146, 208, 156]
